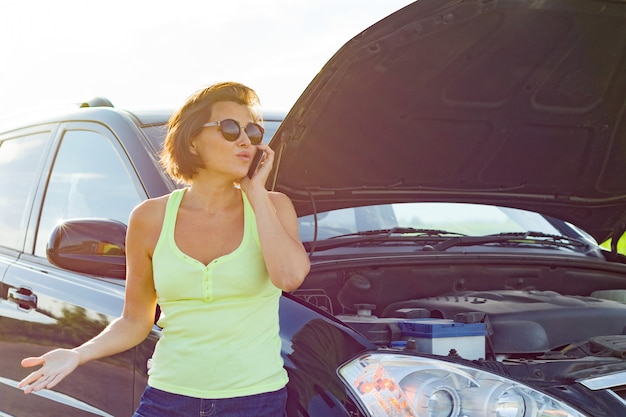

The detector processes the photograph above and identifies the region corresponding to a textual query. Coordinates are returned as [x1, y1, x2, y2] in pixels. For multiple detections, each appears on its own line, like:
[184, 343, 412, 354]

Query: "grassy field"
[601, 234, 626, 255]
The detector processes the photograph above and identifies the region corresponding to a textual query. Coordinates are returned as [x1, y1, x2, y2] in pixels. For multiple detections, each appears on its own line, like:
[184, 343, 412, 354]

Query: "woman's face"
[191, 101, 262, 180]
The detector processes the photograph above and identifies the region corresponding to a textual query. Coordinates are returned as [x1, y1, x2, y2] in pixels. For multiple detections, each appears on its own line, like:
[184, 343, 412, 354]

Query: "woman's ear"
[189, 141, 198, 155]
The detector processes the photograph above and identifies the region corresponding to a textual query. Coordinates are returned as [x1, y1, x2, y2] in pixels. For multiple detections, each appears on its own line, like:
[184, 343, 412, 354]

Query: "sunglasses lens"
[219, 119, 241, 141]
[245, 123, 264, 145]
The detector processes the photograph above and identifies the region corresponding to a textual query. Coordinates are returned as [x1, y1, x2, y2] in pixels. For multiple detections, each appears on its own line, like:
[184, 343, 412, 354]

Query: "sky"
[0, 0, 414, 118]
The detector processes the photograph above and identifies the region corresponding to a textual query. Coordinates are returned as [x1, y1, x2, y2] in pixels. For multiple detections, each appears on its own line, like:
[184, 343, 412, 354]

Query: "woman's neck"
[184, 181, 241, 215]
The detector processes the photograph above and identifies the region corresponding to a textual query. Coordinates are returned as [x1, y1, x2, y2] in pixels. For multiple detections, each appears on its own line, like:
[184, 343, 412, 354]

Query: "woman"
[19, 81, 311, 416]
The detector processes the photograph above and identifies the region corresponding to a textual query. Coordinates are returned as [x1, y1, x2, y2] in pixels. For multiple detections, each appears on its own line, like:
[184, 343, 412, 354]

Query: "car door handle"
[8, 287, 38, 311]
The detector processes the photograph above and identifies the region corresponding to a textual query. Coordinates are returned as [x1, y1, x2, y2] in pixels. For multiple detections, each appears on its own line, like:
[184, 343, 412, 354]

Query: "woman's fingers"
[18, 366, 44, 390]
[19, 368, 50, 393]
[18, 349, 80, 394]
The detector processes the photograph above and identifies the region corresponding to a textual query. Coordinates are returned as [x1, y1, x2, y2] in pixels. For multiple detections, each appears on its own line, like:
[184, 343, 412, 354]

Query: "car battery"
[336, 314, 406, 346]
[337, 305, 431, 346]
[398, 319, 487, 360]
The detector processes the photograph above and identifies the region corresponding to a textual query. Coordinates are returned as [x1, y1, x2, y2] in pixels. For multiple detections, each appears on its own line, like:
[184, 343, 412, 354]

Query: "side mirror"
[47, 218, 127, 279]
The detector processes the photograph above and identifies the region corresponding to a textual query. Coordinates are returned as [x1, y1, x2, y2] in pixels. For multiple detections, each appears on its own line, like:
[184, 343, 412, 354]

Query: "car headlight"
[338, 353, 589, 417]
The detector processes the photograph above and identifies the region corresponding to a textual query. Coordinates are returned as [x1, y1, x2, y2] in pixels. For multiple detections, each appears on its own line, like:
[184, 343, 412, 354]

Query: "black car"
[0, 104, 292, 416]
[2, 0, 626, 416]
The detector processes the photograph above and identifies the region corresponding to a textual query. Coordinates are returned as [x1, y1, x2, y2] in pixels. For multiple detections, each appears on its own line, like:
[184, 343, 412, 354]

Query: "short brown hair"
[160, 81, 261, 184]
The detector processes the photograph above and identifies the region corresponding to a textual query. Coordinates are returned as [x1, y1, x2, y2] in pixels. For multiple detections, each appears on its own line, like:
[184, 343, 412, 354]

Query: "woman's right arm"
[18, 199, 162, 394]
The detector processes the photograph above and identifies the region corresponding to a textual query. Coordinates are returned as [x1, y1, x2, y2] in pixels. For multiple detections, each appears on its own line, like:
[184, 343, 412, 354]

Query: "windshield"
[298, 202, 565, 242]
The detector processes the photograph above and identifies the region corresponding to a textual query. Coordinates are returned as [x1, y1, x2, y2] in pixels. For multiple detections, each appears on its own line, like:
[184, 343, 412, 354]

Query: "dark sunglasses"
[202, 119, 264, 145]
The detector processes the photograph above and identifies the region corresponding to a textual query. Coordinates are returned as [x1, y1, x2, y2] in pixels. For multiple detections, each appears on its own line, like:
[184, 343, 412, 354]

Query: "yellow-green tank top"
[147, 188, 287, 398]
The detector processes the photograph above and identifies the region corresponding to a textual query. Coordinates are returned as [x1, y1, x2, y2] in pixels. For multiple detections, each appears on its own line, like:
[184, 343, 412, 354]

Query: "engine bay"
[293, 262, 626, 364]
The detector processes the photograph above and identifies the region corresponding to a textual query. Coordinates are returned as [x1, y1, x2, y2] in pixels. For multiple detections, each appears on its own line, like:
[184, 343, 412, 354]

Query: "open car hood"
[269, 0, 626, 243]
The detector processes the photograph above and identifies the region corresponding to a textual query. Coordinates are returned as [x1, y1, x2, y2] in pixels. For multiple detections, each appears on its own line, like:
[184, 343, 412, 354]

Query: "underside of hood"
[270, 0, 626, 242]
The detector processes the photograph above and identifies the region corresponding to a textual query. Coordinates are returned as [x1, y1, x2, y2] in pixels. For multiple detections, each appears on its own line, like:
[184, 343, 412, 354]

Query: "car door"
[0, 126, 55, 414]
[0, 121, 158, 416]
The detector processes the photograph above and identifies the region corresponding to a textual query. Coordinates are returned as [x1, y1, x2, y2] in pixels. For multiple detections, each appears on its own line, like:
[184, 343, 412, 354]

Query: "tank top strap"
[241, 190, 260, 247]
[159, 188, 186, 242]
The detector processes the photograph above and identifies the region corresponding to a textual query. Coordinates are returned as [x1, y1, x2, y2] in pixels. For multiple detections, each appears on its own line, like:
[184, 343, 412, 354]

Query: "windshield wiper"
[329, 227, 466, 239]
[428, 231, 590, 252]
[303, 227, 465, 252]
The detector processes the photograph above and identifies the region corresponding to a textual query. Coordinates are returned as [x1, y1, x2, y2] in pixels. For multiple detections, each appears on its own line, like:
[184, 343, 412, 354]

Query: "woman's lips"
[236, 151, 251, 161]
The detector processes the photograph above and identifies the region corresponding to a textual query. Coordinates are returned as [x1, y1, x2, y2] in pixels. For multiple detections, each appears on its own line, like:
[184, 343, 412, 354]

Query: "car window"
[262, 119, 283, 144]
[0, 132, 48, 250]
[35, 129, 143, 257]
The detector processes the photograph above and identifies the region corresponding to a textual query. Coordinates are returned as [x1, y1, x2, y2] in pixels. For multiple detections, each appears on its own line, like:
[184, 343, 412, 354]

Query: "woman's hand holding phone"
[241, 146, 272, 196]
[247, 149, 266, 179]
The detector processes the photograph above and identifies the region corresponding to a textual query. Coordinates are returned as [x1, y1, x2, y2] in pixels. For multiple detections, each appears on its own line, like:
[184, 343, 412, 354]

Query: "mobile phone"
[247, 150, 265, 178]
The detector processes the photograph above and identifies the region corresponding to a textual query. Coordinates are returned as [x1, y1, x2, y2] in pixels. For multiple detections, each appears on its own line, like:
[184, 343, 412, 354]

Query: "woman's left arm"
[241, 144, 310, 291]
[250, 190, 310, 292]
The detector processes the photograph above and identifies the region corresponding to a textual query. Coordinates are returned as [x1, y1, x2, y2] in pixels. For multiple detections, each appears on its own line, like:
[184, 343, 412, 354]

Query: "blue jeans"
[132, 386, 287, 417]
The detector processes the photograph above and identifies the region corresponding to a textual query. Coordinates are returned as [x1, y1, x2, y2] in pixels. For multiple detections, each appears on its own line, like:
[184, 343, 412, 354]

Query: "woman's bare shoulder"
[129, 194, 171, 227]
[127, 193, 174, 253]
